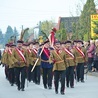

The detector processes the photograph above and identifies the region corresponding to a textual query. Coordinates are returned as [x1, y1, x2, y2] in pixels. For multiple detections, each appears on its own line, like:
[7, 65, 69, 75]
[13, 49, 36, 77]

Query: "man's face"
[5, 46, 9, 50]
[77, 42, 82, 47]
[66, 43, 71, 48]
[11, 46, 15, 49]
[74, 42, 77, 46]
[90, 40, 94, 44]
[35, 44, 39, 49]
[29, 44, 33, 49]
[17, 43, 22, 48]
[61, 44, 65, 48]
[45, 43, 49, 48]
[55, 43, 61, 49]
[22, 46, 26, 49]
[95, 41, 98, 46]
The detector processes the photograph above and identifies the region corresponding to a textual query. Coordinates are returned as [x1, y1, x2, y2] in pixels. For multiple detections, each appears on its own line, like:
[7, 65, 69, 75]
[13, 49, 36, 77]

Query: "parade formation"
[0, 27, 98, 95]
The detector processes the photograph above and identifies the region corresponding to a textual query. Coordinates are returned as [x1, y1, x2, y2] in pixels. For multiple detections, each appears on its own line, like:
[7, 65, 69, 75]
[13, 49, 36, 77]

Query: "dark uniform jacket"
[39, 47, 53, 68]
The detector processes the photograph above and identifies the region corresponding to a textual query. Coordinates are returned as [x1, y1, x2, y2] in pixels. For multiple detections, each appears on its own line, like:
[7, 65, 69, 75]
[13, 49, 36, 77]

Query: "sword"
[31, 45, 44, 72]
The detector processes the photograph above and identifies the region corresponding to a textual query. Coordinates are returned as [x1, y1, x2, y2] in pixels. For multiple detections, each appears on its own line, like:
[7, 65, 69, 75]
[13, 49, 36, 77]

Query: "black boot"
[44, 85, 47, 89]
[55, 90, 58, 94]
[61, 91, 65, 95]
[21, 88, 25, 91]
[17, 87, 21, 91]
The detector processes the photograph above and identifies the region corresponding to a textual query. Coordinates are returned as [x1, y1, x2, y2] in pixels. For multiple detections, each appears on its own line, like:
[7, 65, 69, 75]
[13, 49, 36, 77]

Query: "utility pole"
[22, 25, 23, 31]
[39, 21, 42, 36]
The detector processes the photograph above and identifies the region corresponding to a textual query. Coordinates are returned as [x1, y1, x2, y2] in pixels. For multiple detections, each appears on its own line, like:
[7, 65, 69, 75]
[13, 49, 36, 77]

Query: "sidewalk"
[88, 71, 98, 77]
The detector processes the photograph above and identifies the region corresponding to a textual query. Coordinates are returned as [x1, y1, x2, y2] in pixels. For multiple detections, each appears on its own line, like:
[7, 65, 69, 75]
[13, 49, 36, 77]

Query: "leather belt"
[55, 60, 64, 64]
[41, 59, 49, 62]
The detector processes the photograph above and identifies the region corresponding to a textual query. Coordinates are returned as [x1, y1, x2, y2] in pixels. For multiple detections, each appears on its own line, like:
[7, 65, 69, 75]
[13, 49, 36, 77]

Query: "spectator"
[85, 41, 90, 50]
[87, 40, 95, 72]
[0, 50, 1, 60]
[93, 40, 98, 72]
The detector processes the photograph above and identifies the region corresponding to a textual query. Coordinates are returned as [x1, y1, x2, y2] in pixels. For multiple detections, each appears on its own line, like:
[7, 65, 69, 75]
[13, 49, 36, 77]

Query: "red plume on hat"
[52, 27, 57, 32]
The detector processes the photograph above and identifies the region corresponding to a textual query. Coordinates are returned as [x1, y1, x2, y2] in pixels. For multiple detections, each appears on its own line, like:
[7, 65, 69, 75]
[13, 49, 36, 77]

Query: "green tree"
[5, 26, 14, 44]
[72, 22, 79, 40]
[13, 27, 19, 43]
[0, 29, 4, 45]
[93, 21, 98, 34]
[13, 27, 19, 37]
[79, 0, 96, 40]
[56, 22, 67, 41]
[41, 20, 54, 39]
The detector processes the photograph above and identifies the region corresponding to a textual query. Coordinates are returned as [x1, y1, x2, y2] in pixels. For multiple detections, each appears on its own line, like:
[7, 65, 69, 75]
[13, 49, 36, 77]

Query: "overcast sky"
[0, 0, 98, 33]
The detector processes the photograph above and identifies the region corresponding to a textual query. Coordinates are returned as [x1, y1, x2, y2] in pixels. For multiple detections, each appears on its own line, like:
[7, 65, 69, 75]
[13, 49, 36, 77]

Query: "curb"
[87, 72, 98, 77]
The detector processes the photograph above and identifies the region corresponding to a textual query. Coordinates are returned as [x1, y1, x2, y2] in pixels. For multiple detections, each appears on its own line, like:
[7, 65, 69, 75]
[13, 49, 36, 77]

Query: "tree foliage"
[79, 0, 96, 40]
[56, 22, 67, 41]
[0, 29, 4, 44]
[5, 26, 14, 43]
[41, 20, 54, 37]
[93, 21, 98, 34]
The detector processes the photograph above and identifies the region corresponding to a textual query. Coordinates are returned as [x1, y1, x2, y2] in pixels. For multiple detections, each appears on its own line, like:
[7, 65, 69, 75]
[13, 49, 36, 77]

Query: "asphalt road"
[0, 66, 98, 98]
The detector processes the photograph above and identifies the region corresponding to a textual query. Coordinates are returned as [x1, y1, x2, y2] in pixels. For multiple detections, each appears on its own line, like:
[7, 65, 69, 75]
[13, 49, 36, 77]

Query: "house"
[57, 16, 79, 40]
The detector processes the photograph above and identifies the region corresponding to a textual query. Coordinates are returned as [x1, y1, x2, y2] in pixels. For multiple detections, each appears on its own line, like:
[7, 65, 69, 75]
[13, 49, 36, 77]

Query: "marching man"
[74, 40, 87, 82]
[63, 41, 76, 88]
[49, 41, 67, 95]
[12, 40, 28, 91]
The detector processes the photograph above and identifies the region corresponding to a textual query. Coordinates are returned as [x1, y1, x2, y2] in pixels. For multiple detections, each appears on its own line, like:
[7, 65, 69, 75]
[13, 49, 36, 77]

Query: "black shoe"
[66, 85, 69, 88]
[81, 80, 85, 83]
[21, 88, 25, 91]
[37, 82, 40, 85]
[77, 79, 79, 82]
[35, 82, 37, 84]
[44, 85, 47, 89]
[11, 83, 14, 86]
[17, 87, 21, 91]
[61, 92, 65, 95]
[29, 80, 31, 82]
[70, 86, 74, 88]
[55, 91, 58, 94]
[48, 86, 52, 89]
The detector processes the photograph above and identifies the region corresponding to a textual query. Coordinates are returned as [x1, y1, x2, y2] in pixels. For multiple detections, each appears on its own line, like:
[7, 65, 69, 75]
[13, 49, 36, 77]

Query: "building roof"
[58, 16, 79, 33]
[57, 9, 98, 33]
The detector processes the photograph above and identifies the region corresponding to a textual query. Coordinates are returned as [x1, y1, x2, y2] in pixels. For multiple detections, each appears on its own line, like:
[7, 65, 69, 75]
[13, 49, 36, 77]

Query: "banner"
[91, 14, 98, 38]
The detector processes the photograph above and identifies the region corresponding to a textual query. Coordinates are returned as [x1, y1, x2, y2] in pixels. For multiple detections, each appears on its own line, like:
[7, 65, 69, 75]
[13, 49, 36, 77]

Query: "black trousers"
[88, 58, 93, 71]
[15, 66, 26, 89]
[66, 66, 74, 87]
[54, 70, 66, 92]
[42, 68, 53, 87]
[9, 68, 15, 84]
[94, 60, 98, 70]
[76, 63, 84, 81]
[27, 65, 33, 82]
[5, 65, 9, 79]
[33, 66, 40, 84]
